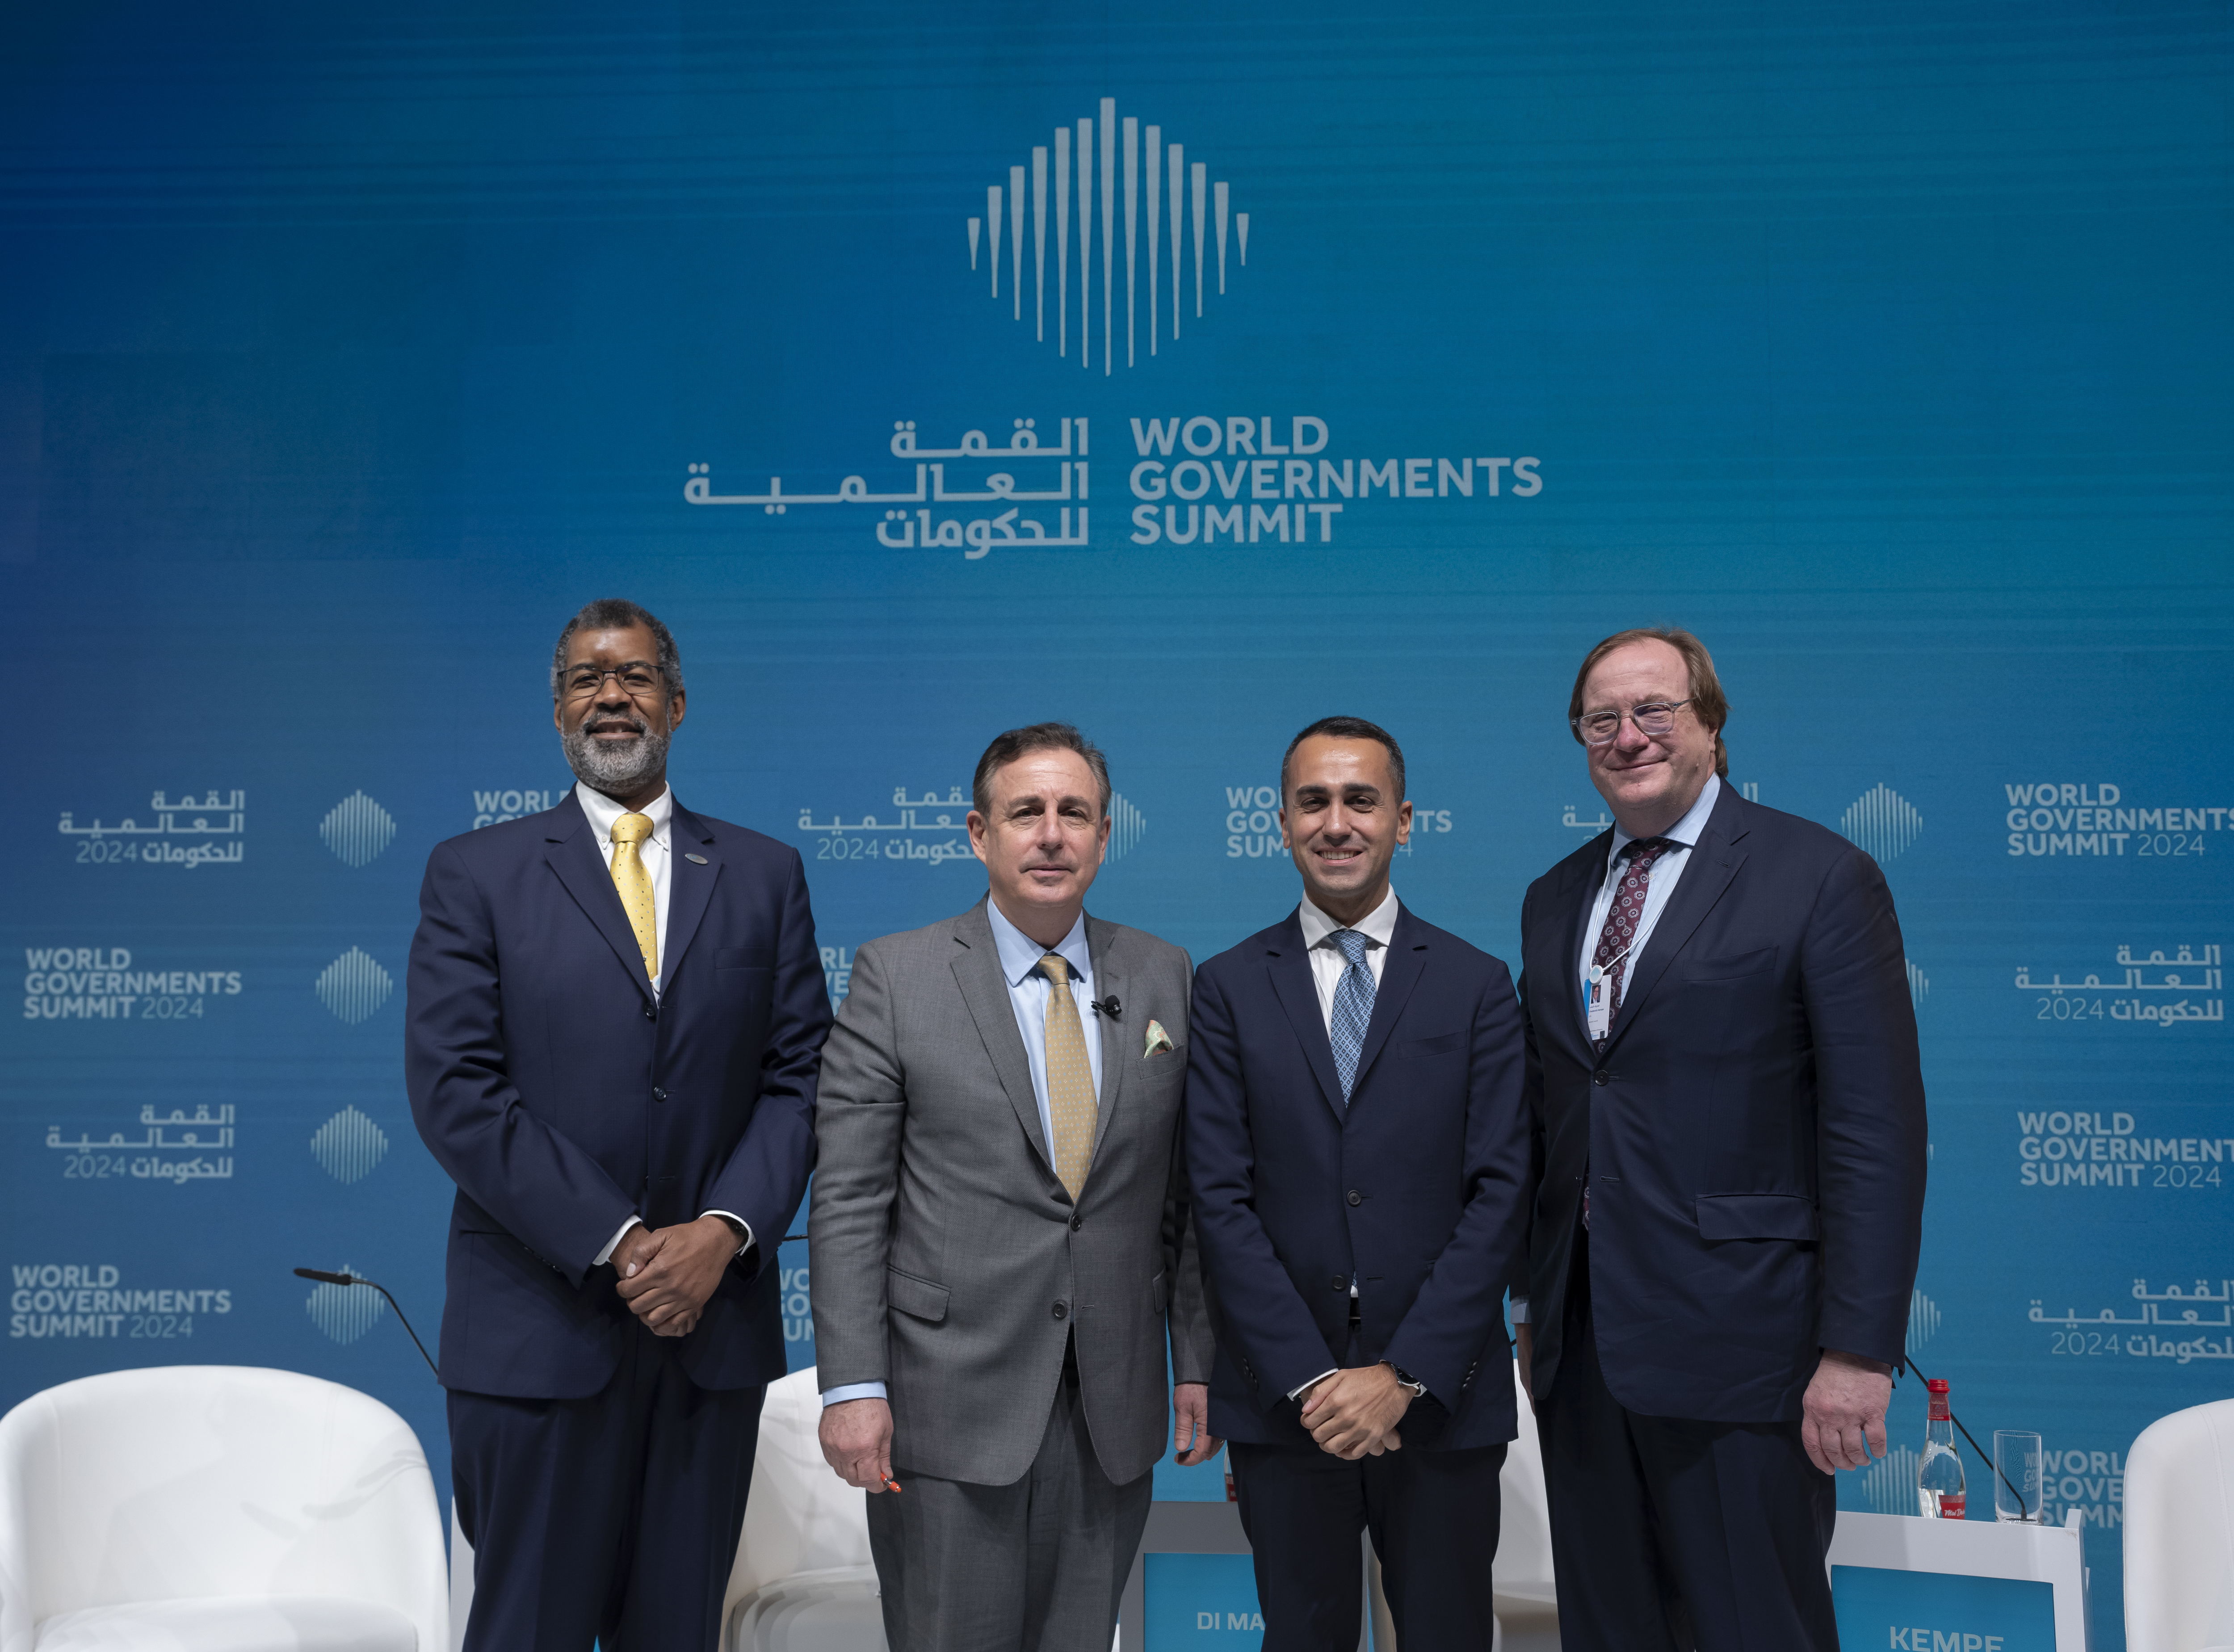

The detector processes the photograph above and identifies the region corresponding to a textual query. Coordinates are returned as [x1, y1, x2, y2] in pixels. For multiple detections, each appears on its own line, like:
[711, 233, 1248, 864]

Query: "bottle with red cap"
[1917, 1377, 1966, 1518]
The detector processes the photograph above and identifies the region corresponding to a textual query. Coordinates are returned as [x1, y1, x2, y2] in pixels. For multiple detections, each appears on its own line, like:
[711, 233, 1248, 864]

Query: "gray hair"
[550, 598, 685, 700]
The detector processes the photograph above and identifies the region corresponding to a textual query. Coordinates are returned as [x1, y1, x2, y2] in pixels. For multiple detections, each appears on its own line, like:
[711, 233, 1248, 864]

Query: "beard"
[562, 708, 671, 794]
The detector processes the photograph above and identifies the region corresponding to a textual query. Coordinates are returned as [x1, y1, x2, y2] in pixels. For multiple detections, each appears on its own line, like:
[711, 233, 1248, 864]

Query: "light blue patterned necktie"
[1328, 928, 1377, 1105]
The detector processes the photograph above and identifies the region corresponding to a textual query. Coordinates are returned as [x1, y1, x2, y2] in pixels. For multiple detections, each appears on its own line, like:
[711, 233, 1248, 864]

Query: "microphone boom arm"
[293, 1268, 440, 1380]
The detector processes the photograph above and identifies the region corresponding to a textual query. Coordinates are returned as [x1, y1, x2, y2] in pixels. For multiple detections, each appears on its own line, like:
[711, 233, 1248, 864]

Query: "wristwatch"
[711, 1213, 750, 1256]
[1384, 1362, 1427, 1398]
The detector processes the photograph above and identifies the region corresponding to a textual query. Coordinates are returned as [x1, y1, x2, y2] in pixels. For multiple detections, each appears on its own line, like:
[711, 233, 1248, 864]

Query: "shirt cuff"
[1508, 1295, 1529, 1325]
[593, 1216, 642, 1268]
[1287, 1368, 1339, 1401]
[700, 1210, 754, 1255]
[821, 1382, 888, 1406]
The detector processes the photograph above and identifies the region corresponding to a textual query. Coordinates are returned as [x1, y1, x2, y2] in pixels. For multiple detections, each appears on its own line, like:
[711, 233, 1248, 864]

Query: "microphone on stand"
[1090, 996, 1121, 1019]
[293, 1268, 440, 1379]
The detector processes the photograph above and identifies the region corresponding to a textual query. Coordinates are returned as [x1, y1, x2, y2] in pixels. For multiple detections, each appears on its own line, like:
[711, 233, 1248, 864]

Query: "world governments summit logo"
[315, 947, 393, 1025]
[319, 791, 395, 868]
[309, 1105, 389, 1184]
[966, 97, 1248, 371]
[303, 1265, 385, 1345]
[1842, 784, 1923, 863]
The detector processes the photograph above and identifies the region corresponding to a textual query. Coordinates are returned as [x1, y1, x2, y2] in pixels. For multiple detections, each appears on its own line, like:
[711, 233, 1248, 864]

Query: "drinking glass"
[1993, 1430, 2044, 1522]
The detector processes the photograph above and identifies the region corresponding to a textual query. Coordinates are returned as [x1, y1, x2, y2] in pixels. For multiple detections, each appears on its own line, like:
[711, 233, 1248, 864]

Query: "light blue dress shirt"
[982, 897, 1106, 1148]
[1573, 770, 1722, 1004]
[821, 899, 1105, 1406]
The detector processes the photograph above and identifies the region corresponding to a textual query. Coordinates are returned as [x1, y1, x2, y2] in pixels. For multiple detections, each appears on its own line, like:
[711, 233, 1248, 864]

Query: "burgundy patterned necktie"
[1583, 836, 1674, 1232]
[1590, 837, 1674, 1047]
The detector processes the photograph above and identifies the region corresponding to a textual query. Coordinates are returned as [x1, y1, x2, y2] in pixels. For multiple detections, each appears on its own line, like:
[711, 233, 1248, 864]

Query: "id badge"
[1586, 966, 1611, 1041]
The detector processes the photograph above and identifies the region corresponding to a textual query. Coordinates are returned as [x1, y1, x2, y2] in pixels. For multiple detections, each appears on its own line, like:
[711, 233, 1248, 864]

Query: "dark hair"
[1566, 627, 1730, 778]
[550, 598, 685, 700]
[972, 723, 1112, 820]
[1281, 716, 1406, 802]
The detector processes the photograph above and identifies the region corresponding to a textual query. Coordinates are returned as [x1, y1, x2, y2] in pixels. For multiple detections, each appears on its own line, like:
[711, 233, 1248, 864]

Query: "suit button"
[642, 1004, 656, 1021]
[1592, 1068, 1609, 1085]
[1331, 1276, 1347, 1290]
[1052, 1302, 1068, 1321]
[1347, 1190, 1362, 1206]
[1070, 1214, 1083, 1232]
[652, 1087, 668, 1102]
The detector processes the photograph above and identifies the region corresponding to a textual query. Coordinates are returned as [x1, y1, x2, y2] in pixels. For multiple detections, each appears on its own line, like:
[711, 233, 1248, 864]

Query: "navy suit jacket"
[1186, 906, 1531, 1451]
[405, 794, 830, 1399]
[1515, 786, 1927, 1423]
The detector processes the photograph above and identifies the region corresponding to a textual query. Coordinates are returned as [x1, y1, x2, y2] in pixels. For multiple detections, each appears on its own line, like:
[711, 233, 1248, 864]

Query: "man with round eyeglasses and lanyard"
[1509, 627, 1927, 1652]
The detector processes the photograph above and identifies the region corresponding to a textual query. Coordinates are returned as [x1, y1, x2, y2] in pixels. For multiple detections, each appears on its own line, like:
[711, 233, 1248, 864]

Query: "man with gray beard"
[407, 597, 831, 1651]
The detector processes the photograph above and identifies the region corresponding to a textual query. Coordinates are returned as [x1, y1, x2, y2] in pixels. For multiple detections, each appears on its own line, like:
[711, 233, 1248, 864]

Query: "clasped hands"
[612, 1215, 739, 1337]
[1298, 1364, 1414, 1460]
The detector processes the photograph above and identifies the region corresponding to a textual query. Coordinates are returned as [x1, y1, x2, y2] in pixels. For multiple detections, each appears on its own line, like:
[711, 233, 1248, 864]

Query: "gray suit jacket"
[810, 898, 1215, 1487]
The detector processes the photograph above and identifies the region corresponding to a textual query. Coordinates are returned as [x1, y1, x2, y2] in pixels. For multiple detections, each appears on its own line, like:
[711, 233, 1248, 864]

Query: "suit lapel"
[543, 799, 654, 1005]
[1563, 837, 1614, 1054]
[1086, 916, 1126, 1162]
[1266, 916, 1348, 1127]
[1603, 788, 1751, 1056]
[662, 803, 721, 982]
[949, 901, 1056, 1175]
[1347, 909, 1428, 1101]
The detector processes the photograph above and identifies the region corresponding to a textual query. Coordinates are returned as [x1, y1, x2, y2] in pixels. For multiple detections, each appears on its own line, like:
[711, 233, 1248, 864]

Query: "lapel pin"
[684, 852, 708, 864]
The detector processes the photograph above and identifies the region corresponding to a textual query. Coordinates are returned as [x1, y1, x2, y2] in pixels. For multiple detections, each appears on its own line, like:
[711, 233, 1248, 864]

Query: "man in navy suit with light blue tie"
[1512, 628, 1927, 1652]
[1187, 716, 1531, 1650]
[407, 598, 831, 1652]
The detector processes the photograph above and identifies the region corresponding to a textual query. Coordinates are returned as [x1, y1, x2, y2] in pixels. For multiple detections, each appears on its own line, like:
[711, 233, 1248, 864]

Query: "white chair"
[445, 1508, 472, 1652]
[0, 1366, 447, 1652]
[723, 1367, 884, 1652]
[443, 1367, 880, 1652]
[1362, 1358, 1558, 1652]
[1491, 1357, 1557, 1610]
[1486, 1356, 1561, 1649]
[2125, 1396, 2234, 1652]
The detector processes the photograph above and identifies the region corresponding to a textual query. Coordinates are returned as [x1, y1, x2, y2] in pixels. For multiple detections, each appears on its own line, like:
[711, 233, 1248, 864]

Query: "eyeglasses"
[560, 663, 666, 701]
[1571, 698, 1693, 745]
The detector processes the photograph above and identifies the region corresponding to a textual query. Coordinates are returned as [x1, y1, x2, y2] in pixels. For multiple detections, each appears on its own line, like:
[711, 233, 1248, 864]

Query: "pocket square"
[1144, 1019, 1176, 1057]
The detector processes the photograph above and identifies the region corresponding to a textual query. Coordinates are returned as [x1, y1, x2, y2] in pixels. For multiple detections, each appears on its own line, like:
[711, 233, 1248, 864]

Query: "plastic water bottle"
[1917, 1378, 1966, 1518]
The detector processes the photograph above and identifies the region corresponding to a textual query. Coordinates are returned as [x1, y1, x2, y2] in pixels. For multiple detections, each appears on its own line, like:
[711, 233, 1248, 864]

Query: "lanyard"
[1584, 942, 1632, 1041]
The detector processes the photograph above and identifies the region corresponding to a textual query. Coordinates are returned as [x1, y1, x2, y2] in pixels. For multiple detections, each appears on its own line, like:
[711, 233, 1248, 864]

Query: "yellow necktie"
[610, 813, 658, 982]
[1038, 954, 1099, 1200]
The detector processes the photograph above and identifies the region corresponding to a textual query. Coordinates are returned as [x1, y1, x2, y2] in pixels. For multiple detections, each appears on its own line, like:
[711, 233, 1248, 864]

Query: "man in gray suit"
[812, 722, 1219, 1652]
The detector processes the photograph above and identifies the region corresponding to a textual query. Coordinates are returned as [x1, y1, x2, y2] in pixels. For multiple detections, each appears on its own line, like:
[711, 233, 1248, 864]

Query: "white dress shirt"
[822, 899, 1106, 1408]
[1289, 883, 1402, 1396]
[572, 779, 673, 997]
[1512, 772, 1722, 1327]
[1297, 883, 1401, 1031]
[569, 782, 752, 1269]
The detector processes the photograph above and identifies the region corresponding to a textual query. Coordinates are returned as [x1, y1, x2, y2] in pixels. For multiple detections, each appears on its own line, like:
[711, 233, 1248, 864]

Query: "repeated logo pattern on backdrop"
[5, 5, 2230, 1645]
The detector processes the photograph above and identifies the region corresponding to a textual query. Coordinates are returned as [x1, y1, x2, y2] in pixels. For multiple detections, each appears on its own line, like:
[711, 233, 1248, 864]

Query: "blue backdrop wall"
[5, 3, 2230, 1644]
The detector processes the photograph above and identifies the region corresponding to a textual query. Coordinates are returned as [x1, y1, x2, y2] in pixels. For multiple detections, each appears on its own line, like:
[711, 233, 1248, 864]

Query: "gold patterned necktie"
[1037, 954, 1099, 1200]
[609, 813, 658, 982]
